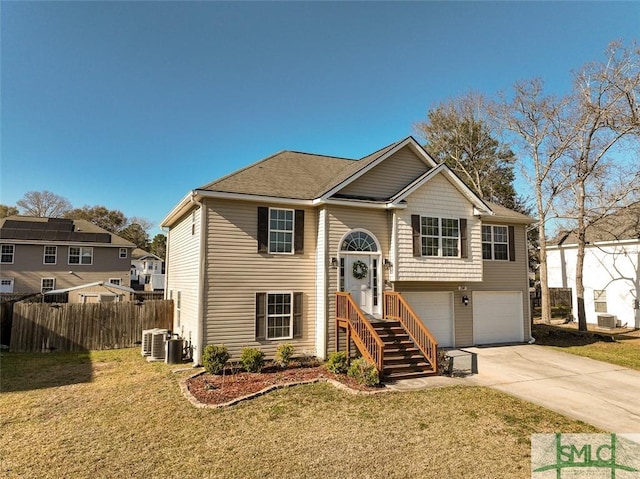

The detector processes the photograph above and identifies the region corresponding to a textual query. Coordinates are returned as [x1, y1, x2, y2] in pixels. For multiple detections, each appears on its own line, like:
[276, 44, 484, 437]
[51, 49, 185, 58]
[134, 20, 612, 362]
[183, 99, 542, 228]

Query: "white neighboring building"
[130, 248, 165, 291]
[547, 209, 640, 328]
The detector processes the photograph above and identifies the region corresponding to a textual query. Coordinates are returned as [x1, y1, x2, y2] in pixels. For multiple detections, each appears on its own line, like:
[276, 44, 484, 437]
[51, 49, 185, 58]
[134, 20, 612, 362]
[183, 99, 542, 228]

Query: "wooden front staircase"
[336, 292, 438, 381]
[372, 320, 436, 380]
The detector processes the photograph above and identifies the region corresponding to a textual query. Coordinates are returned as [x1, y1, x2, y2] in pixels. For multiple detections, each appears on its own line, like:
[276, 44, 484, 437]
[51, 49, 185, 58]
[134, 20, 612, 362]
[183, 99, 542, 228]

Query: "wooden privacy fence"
[9, 300, 173, 353]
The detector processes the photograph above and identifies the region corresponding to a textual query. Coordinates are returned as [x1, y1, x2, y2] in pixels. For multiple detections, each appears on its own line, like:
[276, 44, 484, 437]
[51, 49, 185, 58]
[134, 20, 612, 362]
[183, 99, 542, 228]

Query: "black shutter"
[257, 207, 269, 253]
[293, 292, 303, 338]
[508, 225, 516, 262]
[411, 215, 421, 257]
[460, 218, 468, 259]
[294, 210, 304, 254]
[255, 293, 266, 340]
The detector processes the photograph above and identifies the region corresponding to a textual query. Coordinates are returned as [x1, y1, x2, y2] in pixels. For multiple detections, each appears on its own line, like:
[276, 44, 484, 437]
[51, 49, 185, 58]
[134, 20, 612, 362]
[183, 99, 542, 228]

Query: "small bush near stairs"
[347, 358, 380, 387]
[325, 351, 348, 374]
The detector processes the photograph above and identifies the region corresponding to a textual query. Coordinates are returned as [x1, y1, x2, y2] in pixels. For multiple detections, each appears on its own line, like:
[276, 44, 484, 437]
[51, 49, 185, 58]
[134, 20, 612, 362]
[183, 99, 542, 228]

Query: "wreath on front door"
[352, 260, 368, 279]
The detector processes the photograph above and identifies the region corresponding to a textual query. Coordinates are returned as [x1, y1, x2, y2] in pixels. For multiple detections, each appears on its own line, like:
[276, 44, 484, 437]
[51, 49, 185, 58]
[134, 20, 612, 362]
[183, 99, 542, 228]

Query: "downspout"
[192, 192, 207, 366]
[161, 226, 170, 299]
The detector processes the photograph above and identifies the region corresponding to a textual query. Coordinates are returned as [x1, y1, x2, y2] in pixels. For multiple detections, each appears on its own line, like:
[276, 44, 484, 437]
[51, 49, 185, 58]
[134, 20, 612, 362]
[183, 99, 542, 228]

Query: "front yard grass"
[0, 348, 598, 479]
[533, 323, 640, 371]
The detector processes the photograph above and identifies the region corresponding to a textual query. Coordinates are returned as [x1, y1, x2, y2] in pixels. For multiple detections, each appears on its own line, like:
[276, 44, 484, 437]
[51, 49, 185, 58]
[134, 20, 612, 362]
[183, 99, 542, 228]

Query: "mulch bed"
[185, 362, 384, 407]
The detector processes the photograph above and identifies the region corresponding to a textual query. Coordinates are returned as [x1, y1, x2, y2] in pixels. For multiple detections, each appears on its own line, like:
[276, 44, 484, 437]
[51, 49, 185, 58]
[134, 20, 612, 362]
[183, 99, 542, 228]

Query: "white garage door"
[402, 292, 454, 347]
[473, 291, 524, 344]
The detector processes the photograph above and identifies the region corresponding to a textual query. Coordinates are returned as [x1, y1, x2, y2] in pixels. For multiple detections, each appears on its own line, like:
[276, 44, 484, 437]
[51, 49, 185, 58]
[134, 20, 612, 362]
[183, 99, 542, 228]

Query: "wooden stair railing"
[383, 292, 438, 372]
[335, 292, 384, 372]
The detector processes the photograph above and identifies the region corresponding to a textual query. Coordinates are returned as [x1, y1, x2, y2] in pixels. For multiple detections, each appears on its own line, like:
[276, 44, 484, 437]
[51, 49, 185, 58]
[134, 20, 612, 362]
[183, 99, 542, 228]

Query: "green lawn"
[0, 348, 598, 479]
[533, 324, 640, 371]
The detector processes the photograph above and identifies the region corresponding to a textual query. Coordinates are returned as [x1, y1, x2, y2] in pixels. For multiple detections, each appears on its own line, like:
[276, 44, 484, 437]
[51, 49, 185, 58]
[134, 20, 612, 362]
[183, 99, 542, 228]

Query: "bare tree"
[415, 92, 519, 208]
[498, 79, 574, 323]
[557, 41, 640, 331]
[16, 190, 72, 218]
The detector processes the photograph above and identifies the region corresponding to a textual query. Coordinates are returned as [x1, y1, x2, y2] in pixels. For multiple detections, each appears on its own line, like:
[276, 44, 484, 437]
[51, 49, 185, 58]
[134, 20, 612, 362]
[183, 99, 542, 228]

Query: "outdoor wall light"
[383, 259, 392, 270]
[330, 257, 339, 269]
[462, 295, 469, 306]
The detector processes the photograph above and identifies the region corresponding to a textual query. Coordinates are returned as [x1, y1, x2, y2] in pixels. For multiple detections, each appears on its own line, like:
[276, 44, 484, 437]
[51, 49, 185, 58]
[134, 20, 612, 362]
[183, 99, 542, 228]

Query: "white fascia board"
[194, 190, 314, 206]
[319, 137, 434, 201]
[45, 281, 135, 295]
[160, 191, 196, 228]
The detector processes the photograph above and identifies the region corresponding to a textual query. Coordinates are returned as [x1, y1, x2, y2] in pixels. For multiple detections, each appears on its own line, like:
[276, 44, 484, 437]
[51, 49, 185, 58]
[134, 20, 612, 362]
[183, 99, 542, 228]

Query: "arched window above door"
[340, 231, 378, 252]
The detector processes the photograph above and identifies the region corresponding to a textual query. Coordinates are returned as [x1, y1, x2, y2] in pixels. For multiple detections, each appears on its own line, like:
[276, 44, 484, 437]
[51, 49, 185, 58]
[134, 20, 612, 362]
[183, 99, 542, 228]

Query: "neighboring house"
[547, 205, 640, 328]
[44, 280, 135, 303]
[161, 137, 534, 372]
[130, 248, 165, 291]
[0, 216, 135, 295]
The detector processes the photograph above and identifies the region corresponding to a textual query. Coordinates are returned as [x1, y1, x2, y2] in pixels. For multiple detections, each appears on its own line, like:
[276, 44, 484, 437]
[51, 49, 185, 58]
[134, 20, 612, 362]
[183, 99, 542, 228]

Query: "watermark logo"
[532, 433, 640, 478]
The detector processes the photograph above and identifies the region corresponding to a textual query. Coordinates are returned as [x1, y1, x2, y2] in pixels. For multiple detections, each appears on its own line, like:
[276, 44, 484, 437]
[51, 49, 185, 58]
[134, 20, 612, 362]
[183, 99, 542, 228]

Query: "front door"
[345, 254, 375, 315]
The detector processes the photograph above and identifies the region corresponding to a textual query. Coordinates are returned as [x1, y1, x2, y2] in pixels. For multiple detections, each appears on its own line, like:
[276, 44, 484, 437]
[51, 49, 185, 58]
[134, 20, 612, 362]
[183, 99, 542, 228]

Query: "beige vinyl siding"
[204, 199, 317, 359]
[397, 174, 483, 282]
[2, 244, 131, 293]
[325, 205, 391, 352]
[166, 207, 201, 355]
[337, 146, 429, 199]
[393, 224, 530, 346]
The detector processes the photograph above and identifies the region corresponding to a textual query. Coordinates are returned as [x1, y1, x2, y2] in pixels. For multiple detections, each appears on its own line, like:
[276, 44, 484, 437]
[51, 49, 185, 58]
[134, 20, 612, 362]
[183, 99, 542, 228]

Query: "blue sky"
[2, 1, 638, 236]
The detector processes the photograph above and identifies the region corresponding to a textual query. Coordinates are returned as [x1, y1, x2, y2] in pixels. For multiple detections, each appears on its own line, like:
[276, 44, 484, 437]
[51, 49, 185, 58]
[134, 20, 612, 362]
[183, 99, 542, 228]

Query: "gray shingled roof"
[483, 201, 535, 223]
[198, 139, 405, 200]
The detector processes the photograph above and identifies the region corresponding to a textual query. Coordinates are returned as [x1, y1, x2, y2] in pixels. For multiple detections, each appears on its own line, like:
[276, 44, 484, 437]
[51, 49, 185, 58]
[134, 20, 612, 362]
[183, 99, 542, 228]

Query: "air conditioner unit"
[597, 314, 616, 329]
[149, 329, 169, 361]
[141, 329, 157, 356]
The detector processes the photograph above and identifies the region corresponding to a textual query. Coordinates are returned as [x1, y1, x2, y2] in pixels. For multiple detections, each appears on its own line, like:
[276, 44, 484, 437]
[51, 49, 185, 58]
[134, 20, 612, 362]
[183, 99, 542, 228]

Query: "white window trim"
[594, 290, 607, 313]
[268, 207, 295, 255]
[482, 224, 509, 261]
[119, 248, 128, 259]
[68, 246, 93, 265]
[1, 244, 15, 264]
[43, 246, 58, 265]
[420, 216, 460, 258]
[41, 277, 56, 293]
[265, 291, 294, 340]
[108, 278, 121, 285]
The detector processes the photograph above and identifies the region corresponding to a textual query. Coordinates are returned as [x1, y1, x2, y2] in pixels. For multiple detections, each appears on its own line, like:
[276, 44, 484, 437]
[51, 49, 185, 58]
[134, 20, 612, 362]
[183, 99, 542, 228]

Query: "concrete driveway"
[464, 344, 640, 432]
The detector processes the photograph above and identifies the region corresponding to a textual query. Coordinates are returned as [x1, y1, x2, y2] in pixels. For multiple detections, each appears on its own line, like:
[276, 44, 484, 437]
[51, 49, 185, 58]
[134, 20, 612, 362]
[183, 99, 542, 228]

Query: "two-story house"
[130, 248, 165, 291]
[0, 216, 135, 295]
[161, 137, 534, 375]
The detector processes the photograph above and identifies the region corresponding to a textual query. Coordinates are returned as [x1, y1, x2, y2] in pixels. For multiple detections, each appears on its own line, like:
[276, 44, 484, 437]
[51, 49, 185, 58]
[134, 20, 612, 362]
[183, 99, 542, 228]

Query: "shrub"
[202, 344, 229, 375]
[347, 357, 380, 386]
[240, 347, 265, 373]
[274, 343, 294, 368]
[325, 351, 348, 374]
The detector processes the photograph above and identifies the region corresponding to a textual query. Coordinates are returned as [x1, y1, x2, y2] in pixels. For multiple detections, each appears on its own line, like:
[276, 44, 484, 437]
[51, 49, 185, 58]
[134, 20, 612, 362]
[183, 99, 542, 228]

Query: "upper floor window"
[257, 207, 304, 255]
[482, 225, 508, 260]
[109, 278, 121, 286]
[119, 248, 128, 259]
[44, 246, 57, 264]
[269, 208, 294, 254]
[421, 217, 459, 257]
[1, 244, 15, 264]
[69, 246, 93, 265]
